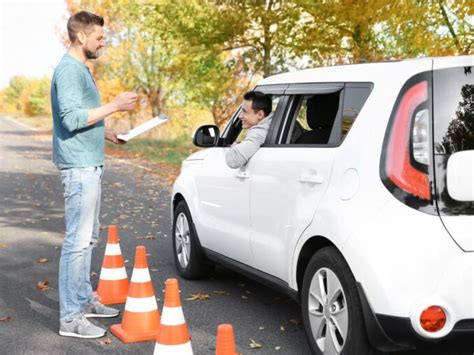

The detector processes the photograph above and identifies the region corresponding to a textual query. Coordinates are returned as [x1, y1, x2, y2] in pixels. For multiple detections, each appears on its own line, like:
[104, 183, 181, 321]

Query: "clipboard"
[117, 115, 168, 141]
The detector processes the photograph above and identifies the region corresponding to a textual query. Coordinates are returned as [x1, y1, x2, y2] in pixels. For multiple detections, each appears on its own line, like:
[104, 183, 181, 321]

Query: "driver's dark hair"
[243, 91, 272, 117]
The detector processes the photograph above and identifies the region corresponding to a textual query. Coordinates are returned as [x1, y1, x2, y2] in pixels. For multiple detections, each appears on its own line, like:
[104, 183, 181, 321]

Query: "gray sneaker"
[83, 301, 120, 318]
[59, 314, 106, 339]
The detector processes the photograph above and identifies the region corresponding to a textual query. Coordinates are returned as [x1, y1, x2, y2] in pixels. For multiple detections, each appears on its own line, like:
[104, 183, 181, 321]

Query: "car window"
[224, 95, 282, 145]
[434, 66, 474, 154]
[282, 92, 342, 145]
[341, 86, 371, 140]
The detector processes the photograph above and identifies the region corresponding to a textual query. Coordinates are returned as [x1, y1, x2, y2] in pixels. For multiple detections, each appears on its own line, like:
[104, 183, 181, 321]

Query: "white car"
[171, 56, 474, 354]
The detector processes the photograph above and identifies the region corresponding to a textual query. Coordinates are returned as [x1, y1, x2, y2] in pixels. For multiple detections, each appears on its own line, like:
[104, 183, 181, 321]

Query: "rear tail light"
[412, 108, 430, 165]
[381, 74, 433, 206]
[420, 306, 446, 332]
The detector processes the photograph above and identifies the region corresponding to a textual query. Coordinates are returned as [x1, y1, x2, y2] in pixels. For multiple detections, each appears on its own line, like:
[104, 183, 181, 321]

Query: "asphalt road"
[0, 116, 310, 354]
[0, 116, 472, 355]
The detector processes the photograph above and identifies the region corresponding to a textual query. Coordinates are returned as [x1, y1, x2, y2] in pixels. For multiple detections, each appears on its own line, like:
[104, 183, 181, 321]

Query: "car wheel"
[301, 247, 375, 355]
[172, 200, 211, 279]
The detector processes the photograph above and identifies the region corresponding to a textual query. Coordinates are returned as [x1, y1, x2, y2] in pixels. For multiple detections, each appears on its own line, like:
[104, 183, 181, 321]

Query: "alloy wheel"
[308, 267, 349, 355]
[175, 212, 191, 268]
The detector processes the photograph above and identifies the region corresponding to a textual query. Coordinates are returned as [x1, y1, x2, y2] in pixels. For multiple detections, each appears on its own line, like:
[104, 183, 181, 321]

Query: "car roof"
[259, 55, 474, 86]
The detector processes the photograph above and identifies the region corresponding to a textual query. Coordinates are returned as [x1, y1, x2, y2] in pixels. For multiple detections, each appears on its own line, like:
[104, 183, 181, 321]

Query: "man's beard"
[84, 48, 100, 60]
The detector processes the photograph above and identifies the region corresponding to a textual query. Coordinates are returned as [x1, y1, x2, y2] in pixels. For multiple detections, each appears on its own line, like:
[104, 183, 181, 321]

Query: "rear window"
[434, 66, 474, 154]
[341, 86, 371, 140]
[433, 65, 474, 215]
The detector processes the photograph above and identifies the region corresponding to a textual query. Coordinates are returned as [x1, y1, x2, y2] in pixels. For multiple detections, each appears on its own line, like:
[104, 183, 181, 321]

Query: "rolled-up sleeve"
[55, 67, 88, 132]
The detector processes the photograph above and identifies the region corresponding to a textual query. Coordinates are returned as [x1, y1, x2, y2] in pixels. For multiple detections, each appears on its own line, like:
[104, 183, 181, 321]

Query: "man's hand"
[105, 130, 127, 145]
[113, 92, 138, 112]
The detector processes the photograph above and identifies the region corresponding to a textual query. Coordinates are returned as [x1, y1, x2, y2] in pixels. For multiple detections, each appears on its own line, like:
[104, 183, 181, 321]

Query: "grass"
[108, 137, 199, 167]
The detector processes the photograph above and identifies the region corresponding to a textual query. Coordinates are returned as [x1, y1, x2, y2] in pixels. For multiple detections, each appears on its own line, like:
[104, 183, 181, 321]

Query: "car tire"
[172, 200, 211, 279]
[301, 247, 377, 355]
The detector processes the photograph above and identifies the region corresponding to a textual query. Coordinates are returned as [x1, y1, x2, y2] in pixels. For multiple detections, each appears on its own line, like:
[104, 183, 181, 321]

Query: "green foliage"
[0, 76, 50, 115]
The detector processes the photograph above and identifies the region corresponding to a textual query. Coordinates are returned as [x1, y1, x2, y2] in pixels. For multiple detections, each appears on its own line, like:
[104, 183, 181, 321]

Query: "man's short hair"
[244, 91, 272, 117]
[67, 11, 104, 43]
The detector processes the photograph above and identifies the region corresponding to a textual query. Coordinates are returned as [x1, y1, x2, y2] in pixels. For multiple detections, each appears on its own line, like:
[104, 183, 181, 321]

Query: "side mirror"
[193, 125, 220, 148]
[447, 150, 474, 201]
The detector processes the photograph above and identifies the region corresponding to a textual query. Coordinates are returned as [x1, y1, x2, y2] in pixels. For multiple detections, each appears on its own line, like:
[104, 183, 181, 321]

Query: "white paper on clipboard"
[117, 115, 168, 141]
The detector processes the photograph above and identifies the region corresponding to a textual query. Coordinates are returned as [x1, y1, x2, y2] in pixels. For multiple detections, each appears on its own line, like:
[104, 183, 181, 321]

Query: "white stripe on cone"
[160, 307, 186, 326]
[130, 268, 151, 283]
[124, 296, 158, 312]
[99, 267, 127, 280]
[104, 243, 122, 256]
[154, 341, 193, 355]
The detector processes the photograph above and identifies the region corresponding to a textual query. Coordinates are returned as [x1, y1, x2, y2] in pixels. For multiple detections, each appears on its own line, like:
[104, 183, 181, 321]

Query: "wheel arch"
[295, 235, 339, 297]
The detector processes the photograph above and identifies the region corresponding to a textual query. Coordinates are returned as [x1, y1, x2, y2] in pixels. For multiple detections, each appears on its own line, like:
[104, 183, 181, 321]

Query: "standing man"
[225, 91, 273, 169]
[51, 11, 137, 338]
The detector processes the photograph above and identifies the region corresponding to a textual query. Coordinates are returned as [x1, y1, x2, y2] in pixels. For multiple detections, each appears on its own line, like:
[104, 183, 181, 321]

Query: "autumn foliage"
[1, 0, 472, 139]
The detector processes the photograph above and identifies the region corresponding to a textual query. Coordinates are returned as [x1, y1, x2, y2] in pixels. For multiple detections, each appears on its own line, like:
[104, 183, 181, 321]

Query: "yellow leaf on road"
[36, 280, 51, 291]
[186, 292, 211, 301]
[249, 339, 262, 348]
[97, 337, 112, 345]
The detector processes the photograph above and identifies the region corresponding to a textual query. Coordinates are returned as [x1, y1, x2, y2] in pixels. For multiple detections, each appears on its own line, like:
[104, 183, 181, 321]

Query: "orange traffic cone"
[154, 278, 193, 354]
[110, 246, 160, 343]
[215, 324, 236, 355]
[94, 225, 129, 305]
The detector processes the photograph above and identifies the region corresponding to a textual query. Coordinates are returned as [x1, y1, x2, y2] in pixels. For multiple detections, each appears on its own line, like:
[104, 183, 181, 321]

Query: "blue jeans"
[59, 166, 103, 320]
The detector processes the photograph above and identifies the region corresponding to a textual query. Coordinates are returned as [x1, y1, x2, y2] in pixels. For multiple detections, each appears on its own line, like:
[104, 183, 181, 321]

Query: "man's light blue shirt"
[51, 53, 104, 169]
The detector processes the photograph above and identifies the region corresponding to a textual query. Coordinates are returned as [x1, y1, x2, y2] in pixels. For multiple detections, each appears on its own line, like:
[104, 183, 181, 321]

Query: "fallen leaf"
[259, 326, 265, 330]
[36, 280, 51, 291]
[241, 295, 248, 299]
[37, 258, 48, 264]
[97, 337, 112, 345]
[146, 235, 156, 240]
[249, 339, 262, 349]
[0, 316, 12, 322]
[91, 271, 98, 277]
[99, 225, 107, 230]
[275, 346, 282, 351]
[213, 291, 226, 295]
[290, 319, 301, 326]
[186, 292, 211, 301]
[35, 202, 42, 208]
[0, 243, 7, 249]
[280, 326, 285, 331]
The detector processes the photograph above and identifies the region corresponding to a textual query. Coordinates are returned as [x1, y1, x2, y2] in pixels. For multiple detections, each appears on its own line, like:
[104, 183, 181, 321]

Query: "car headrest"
[306, 93, 340, 130]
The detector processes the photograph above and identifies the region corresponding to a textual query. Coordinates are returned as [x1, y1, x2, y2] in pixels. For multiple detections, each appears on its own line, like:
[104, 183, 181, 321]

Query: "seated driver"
[225, 91, 273, 169]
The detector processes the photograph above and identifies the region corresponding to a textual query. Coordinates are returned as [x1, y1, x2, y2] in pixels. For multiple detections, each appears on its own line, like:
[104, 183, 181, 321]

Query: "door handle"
[299, 173, 323, 184]
[235, 169, 250, 179]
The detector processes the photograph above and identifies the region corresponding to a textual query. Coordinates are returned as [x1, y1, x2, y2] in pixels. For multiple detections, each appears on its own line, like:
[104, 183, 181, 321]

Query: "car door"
[247, 84, 345, 281]
[194, 88, 286, 266]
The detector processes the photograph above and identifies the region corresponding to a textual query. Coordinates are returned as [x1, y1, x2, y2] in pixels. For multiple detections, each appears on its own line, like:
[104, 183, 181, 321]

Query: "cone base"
[93, 291, 127, 305]
[110, 323, 160, 343]
[154, 341, 193, 354]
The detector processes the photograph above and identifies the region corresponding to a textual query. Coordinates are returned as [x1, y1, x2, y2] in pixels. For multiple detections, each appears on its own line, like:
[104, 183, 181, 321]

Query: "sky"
[0, 0, 68, 89]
